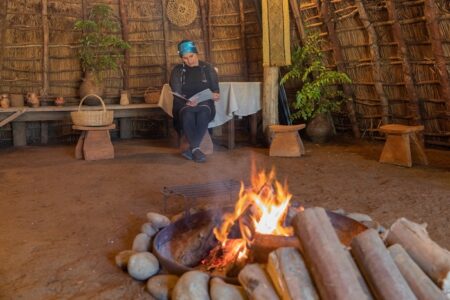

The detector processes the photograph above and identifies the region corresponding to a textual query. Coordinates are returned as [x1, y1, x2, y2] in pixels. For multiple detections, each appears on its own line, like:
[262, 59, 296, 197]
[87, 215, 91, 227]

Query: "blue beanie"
[178, 40, 198, 57]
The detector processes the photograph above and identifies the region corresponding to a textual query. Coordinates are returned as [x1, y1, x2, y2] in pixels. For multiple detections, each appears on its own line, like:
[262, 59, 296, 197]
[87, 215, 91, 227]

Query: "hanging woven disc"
[166, 0, 198, 27]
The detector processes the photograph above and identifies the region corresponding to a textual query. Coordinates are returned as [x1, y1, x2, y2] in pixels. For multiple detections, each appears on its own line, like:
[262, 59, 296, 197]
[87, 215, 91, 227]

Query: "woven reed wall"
[0, 0, 261, 104]
[0, 0, 449, 146]
[294, 0, 450, 146]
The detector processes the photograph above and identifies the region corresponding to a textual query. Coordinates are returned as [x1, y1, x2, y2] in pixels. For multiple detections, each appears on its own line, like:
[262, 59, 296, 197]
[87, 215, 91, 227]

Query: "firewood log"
[389, 244, 447, 300]
[351, 229, 416, 299]
[385, 217, 450, 296]
[249, 233, 302, 263]
[266, 247, 319, 300]
[238, 263, 280, 300]
[292, 207, 371, 300]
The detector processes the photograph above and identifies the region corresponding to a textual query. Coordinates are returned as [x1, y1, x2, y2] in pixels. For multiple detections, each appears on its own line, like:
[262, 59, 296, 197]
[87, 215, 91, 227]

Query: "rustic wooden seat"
[73, 124, 115, 161]
[379, 124, 428, 167]
[269, 124, 306, 157]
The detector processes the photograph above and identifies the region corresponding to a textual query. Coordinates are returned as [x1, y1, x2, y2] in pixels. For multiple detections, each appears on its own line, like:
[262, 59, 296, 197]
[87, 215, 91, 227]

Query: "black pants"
[179, 103, 212, 149]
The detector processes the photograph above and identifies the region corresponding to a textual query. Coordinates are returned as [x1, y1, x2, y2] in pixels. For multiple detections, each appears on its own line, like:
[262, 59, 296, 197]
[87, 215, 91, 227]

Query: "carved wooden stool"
[269, 124, 306, 157]
[73, 124, 115, 161]
[179, 131, 213, 155]
[379, 124, 428, 167]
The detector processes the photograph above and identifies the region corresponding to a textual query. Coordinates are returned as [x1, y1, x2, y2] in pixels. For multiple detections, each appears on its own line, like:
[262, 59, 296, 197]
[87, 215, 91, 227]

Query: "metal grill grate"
[161, 179, 241, 213]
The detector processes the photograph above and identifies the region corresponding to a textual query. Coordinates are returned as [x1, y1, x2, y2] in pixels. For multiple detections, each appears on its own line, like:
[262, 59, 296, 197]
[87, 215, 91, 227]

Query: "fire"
[204, 165, 294, 270]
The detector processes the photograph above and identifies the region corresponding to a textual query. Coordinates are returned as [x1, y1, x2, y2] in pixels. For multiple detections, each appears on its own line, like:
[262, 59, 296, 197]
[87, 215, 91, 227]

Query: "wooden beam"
[321, 1, 361, 138]
[0, 1, 8, 83]
[238, 0, 249, 80]
[262, 67, 279, 140]
[424, 0, 450, 120]
[386, 0, 421, 125]
[160, 0, 172, 83]
[41, 0, 49, 96]
[289, 0, 306, 43]
[119, 0, 130, 91]
[355, 0, 390, 125]
[198, 0, 210, 62]
[0, 110, 25, 127]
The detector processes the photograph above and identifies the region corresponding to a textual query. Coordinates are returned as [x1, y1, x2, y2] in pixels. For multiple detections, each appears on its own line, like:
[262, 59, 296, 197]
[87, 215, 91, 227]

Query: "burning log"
[249, 233, 301, 263]
[238, 263, 280, 299]
[266, 247, 319, 300]
[388, 244, 447, 300]
[385, 218, 450, 296]
[351, 229, 416, 299]
[292, 207, 371, 300]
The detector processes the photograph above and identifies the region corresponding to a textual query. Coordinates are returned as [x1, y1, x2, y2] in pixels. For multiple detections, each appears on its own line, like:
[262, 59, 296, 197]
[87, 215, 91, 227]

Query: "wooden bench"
[379, 124, 428, 167]
[269, 124, 306, 157]
[0, 104, 163, 146]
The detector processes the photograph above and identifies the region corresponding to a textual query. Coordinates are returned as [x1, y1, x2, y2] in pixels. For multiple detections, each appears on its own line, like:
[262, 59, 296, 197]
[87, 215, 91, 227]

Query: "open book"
[171, 88, 213, 103]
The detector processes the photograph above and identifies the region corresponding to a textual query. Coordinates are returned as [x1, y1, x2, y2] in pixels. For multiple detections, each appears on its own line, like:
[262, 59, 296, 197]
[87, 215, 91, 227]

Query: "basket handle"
[144, 86, 157, 94]
[78, 94, 106, 112]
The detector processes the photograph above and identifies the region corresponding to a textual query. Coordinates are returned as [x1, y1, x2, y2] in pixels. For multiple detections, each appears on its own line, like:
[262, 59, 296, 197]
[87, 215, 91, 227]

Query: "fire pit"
[152, 207, 367, 283]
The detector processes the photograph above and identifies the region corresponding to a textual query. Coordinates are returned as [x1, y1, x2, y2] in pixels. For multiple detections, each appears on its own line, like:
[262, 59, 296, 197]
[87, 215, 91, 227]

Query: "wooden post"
[385, 217, 450, 295]
[41, 0, 49, 96]
[238, 0, 248, 80]
[351, 229, 416, 300]
[389, 244, 447, 300]
[161, 0, 172, 83]
[321, 1, 361, 138]
[289, 0, 306, 43]
[293, 207, 371, 300]
[120, 118, 132, 139]
[0, 1, 8, 80]
[386, 1, 421, 125]
[40, 122, 48, 144]
[262, 67, 279, 141]
[12, 122, 27, 146]
[198, 0, 210, 62]
[119, 0, 130, 91]
[355, 0, 390, 125]
[424, 0, 450, 116]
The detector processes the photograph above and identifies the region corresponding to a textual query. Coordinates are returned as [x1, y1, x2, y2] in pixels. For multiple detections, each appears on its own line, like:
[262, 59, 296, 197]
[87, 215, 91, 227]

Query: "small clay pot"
[26, 92, 40, 108]
[55, 96, 65, 106]
[0, 94, 10, 109]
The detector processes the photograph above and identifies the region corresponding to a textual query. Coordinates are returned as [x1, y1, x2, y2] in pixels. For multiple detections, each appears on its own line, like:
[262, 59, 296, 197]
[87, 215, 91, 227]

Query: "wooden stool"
[73, 124, 115, 161]
[379, 124, 428, 167]
[179, 131, 213, 155]
[269, 124, 306, 157]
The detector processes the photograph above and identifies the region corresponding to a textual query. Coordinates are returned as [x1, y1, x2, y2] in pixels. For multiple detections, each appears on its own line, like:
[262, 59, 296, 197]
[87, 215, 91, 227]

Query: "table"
[158, 82, 262, 148]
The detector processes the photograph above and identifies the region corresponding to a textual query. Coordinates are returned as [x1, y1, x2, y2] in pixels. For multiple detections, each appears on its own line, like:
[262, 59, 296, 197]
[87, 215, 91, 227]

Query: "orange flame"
[213, 165, 293, 251]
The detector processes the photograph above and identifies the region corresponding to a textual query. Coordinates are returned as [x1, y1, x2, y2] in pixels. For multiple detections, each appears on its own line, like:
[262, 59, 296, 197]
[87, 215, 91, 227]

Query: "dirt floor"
[0, 134, 449, 299]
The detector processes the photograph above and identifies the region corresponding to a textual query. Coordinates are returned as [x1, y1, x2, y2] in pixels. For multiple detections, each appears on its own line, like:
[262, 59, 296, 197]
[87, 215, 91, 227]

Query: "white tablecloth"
[158, 82, 262, 128]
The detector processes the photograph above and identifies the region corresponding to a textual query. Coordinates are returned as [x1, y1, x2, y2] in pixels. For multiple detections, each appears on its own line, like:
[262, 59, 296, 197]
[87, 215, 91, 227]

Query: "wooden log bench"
[379, 124, 428, 167]
[0, 104, 163, 146]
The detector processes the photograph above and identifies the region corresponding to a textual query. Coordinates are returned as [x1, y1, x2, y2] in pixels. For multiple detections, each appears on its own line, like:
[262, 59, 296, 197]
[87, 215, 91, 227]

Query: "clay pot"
[0, 94, 10, 109]
[79, 71, 104, 106]
[305, 113, 334, 143]
[10, 94, 24, 107]
[55, 96, 65, 107]
[26, 92, 40, 108]
[120, 90, 130, 105]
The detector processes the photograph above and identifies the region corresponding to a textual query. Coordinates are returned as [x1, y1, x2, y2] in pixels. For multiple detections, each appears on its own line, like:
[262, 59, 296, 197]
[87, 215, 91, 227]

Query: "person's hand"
[187, 98, 198, 107]
[212, 93, 220, 101]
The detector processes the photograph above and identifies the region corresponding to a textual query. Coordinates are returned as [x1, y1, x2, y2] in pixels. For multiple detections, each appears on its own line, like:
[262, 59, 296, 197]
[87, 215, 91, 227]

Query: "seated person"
[169, 40, 220, 163]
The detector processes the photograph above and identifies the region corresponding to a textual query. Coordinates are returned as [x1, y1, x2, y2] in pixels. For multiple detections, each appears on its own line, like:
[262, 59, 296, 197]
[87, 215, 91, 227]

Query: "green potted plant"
[281, 32, 351, 142]
[74, 4, 130, 105]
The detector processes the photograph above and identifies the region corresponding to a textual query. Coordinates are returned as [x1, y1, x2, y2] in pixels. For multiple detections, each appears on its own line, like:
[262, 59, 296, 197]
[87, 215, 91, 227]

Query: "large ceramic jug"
[306, 113, 334, 143]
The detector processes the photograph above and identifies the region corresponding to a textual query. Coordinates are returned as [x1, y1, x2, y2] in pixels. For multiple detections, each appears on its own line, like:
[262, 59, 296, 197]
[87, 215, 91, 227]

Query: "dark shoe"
[192, 149, 206, 163]
[181, 150, 193, 160]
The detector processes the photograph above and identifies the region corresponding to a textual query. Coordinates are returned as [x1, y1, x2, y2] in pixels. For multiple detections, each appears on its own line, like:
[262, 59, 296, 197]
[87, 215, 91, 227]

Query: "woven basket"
[71, 94, 114, 126]
[144, 87, 161, 104]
